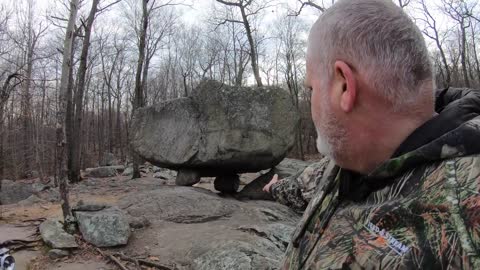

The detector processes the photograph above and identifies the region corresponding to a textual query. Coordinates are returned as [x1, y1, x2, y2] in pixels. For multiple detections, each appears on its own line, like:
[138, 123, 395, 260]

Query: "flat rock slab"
[117, 187, 300, 269]
[119, 186, 236, 223]
[131, 80, 299, 176]
[39, 220, 78, 249]
[0, 224, 36, 243]
[75, 207, 130, 247]
[192, 240, 281, 270]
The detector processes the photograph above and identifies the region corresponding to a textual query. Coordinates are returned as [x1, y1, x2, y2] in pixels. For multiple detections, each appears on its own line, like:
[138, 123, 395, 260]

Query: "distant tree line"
[0, 0, 479, 183]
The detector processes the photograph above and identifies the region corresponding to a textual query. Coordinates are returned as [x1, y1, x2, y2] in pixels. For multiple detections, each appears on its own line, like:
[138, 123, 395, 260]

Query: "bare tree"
[290, 0, 409, 16]
[441, 0, 477, 87]
[9, 0, 48, 176]
[416, 0, 451, 86]
[469, 19, 480, 86]
[215, 0, 273, 87]
[0, 73, 22, 184]
[127, 0, 181, 178]
[276, 15, 307, 158]
[213, 18, 250, 86]
[143, 5, 176, 104]
[131, 0, 149, 179]
[69, 0, 101, 183]
[397, 0, 411, 8]
[289, 0, 327, 16]
[176, 25, 200, 96]
[55, 0, 79, 230]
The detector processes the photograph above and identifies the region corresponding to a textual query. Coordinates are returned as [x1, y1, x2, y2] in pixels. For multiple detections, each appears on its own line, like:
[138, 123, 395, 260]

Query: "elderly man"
[277, 0, 480, 269]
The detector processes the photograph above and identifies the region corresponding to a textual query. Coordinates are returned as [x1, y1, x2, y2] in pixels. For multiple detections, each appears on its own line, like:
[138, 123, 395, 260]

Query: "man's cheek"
[311, 92, 323, 125]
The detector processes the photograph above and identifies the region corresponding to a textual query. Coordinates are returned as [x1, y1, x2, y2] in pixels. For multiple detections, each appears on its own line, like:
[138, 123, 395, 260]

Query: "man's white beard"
[314, 109, 346, 161]
[316, 126, 334, 158]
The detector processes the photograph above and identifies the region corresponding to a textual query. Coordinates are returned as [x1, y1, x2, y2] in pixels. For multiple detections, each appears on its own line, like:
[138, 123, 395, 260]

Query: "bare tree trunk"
[182, 73, 188, 96]
[107, 85, 113, 153]
[99, 83, 105, 164]
[70, 0, 100, 183]
[35, 70, 48, 180]
[0, 73, 21, 181]
[23, 49, 33, 175]
[215, 1, 264, 86]
[470, 24, 480, 85]
[116, 98, 122, 158]
[66, 40, 75, 182]
[437, 39, 451, 86]
[55, 0, 79, 231]
[239, 5, 262, 87]
[131, 0, 149, 179]
[142, 57, 150, 105]
[460, 18, 470, 87]
[91, 86, 96, 154]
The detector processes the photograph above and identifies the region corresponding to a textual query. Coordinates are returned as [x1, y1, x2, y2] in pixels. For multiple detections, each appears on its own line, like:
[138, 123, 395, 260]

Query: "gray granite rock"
[39, 220, 78, 249]
[122, 167, 134, 176]
[75, 207, 130, 247]
[119, 186, 236, 224]
[175, 169, 201, 186]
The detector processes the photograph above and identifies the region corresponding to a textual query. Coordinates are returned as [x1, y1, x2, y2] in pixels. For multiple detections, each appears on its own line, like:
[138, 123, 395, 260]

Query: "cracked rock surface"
[75, 206, 131, 247]
[118, 186, 300, 269]
[39, 219, 78, 249]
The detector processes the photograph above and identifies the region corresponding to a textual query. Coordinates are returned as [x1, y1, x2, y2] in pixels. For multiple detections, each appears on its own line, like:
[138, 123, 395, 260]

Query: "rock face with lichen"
[118, 186, 300, 269]
[75, 206, 130, 247]
[39, 219, 78, 249]
[130, 80, 299, 178]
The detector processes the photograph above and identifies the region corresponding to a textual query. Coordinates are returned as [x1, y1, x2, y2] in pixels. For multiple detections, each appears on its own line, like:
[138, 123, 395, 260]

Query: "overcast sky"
[0, 0, 453, 35]
[0, 0, 462, 56]
[0, 0, 451, 30]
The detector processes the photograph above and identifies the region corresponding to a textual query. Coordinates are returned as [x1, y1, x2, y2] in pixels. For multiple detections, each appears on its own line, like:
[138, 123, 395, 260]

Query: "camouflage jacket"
[271, 157, 330, 212]
[281, 88, 480, 269]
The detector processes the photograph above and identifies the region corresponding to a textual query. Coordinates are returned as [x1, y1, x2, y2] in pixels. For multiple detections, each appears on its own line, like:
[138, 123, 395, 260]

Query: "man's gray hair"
[309, 0, 433, 109]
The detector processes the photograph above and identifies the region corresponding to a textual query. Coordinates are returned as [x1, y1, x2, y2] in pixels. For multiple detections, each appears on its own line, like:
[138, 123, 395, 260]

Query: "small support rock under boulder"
[175, 169, 201, 186]
[214, 174, 240, 194]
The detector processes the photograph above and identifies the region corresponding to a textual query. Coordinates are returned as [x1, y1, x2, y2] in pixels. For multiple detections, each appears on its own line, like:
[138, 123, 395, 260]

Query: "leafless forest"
[0, 0, 479, 183]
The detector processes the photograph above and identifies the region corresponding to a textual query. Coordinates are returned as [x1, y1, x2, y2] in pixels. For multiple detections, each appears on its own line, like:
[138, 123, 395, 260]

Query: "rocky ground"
[0, 160, 307, 270]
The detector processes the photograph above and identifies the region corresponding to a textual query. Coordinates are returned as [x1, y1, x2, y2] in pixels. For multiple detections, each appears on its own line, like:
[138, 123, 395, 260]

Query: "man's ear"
[333, 61, 357, 113]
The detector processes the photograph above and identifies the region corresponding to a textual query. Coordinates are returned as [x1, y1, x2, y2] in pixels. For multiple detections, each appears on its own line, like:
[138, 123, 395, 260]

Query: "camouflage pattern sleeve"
[270, 157, 331, 212]
[270, 176, 308, 212]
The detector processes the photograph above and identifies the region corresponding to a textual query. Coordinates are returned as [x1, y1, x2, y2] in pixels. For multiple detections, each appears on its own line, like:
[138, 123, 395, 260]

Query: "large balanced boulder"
[130, 80, 299, 178]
